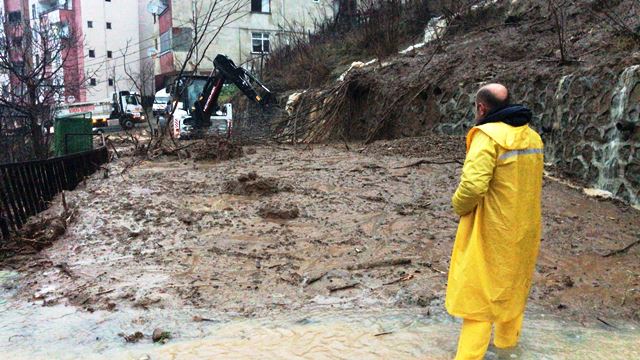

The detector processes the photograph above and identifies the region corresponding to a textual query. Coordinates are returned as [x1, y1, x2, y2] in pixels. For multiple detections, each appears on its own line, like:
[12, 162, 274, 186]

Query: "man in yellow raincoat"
[446, 84, 544, 359]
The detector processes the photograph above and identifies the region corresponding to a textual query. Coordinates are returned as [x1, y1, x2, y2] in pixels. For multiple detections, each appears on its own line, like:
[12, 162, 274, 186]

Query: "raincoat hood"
[467, 105, 537, 152]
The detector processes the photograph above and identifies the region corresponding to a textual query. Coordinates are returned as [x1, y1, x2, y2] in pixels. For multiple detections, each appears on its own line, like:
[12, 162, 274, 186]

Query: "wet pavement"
[1, 140, 639, 358]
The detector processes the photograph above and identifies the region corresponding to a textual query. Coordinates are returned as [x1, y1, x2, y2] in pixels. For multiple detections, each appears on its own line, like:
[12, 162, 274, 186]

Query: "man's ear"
[476, 102, 485, 117]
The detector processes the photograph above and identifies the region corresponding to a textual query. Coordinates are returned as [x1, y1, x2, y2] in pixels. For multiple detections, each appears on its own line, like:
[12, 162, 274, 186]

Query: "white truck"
[153, 88, 170, 117]
[55, 91, 146, 131]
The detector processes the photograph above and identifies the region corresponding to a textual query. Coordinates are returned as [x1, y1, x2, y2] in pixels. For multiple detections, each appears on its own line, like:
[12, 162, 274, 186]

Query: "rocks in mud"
[177, 210, 204, 225]
[561, 275, 574, 288]
[119, 331, 144, 343]
[222, 172, 292, 196]
[258, 203, 300, 220]
[190, 135, 243, 162]
[152, 328, 171, 343]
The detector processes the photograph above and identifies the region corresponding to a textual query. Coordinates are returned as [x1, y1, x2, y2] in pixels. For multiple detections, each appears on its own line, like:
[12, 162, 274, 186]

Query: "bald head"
[474, 83, 510, 121]
[477, 83, 509, 111]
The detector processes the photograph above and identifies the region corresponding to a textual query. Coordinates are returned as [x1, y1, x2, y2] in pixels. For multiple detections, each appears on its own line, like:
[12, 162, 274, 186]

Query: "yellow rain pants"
[454, 313, 524, 360]
[446, 122, 543, 357]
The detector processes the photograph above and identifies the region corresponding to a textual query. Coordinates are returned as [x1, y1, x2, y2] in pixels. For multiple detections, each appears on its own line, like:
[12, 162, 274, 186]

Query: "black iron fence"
[0, 146, 109, 242]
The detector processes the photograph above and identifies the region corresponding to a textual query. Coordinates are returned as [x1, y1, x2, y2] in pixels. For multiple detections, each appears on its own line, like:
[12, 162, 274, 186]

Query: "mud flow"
[1, 140, 639, 359]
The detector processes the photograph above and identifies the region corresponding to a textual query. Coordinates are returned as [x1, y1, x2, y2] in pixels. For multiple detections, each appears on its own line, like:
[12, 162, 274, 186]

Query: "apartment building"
[147, 0, 337, 90]
[2, 0, 152, 104]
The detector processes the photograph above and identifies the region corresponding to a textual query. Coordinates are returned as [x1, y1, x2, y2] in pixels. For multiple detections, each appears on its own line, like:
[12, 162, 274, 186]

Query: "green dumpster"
[53, 112, 94, 156]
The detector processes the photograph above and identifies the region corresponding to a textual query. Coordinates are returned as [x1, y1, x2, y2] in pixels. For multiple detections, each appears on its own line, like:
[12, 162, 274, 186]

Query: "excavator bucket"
[213, 54, 271, 106]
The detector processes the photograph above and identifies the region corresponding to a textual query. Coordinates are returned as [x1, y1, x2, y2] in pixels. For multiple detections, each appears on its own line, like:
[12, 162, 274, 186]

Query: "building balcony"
[38, 0, 72, 16]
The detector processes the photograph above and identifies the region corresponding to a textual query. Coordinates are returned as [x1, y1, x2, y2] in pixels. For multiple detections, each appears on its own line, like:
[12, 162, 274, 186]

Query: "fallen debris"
[364, 134, 465, 161]
[222, 172, 292, 196]
[328, 282, 359, 292]
[384, 274, 415, 286]
[152, 328, 172, 343]
[4, 193, 75, 254]
[302, 271, 327, 286]
[596, 317, 619, 329]
[347, 258, 412, 271]
[373, 331, 394, 337]
[54, 262, 76, 279]
[119, 331, 144, 343]
[602, 238, 640, 257]
[190, 135, 243, 162]
[192, 315, 217, 322]
[258, 203, 300, 220]
[393, 158, 463, 169]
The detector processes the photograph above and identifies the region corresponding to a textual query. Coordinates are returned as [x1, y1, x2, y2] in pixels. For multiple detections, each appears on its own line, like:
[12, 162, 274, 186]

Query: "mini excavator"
[168, 54, 271, 138]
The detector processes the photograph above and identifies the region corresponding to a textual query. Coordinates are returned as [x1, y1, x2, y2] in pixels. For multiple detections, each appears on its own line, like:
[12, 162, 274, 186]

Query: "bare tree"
[0, 11, 89, 160]
[588, 0, 640, 43]
[548, 0, 573, 65]
[121, 40, 156, 134]
[141, 0, 246, 156]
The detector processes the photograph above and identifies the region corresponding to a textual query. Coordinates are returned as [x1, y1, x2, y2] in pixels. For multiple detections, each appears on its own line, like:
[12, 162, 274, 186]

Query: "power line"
[84, 11, 253, 73]
[81, 1, 249, 68]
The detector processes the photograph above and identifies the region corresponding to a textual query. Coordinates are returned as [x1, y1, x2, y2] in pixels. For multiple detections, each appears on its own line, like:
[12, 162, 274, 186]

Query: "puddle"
[0, 297, 637, 360]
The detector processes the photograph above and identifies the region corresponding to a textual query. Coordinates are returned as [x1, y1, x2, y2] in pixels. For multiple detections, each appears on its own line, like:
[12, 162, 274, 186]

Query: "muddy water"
[2, 143, 640, 359]
[5, 270, 638, 360]
[1, 283, 638, 360]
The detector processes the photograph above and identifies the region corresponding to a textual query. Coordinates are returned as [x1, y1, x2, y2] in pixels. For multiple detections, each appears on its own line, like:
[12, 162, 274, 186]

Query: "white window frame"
[251, 32, 270, 54]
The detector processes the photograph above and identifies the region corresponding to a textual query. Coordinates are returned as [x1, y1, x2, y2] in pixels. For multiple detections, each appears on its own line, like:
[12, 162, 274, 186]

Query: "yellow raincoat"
[446, 122, 544, 323]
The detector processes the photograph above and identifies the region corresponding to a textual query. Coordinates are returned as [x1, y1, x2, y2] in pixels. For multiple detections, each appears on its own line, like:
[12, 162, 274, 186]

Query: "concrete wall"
[423, 67, 640, 205]
[138, 0, 156, 97]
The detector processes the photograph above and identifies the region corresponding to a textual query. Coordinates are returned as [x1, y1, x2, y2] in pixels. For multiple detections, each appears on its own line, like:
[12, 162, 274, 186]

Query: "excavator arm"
[194, 54, 271, 124]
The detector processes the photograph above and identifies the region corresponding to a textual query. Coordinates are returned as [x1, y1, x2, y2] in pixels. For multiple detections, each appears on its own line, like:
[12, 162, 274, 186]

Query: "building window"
[106, 22, 112, 29]
[8, 11, 21, 24]
[108, 78, 114, 86]
[31, 4, 37, 19]
[90, 78, 97, 86]
[107, 50, 113, 58]
[251, 0, 270, 13]
[251, 32, 270, 53]
[88, 50, 95, 58]
[87, 21, 93, 28]
[172, 27, 193, 52]
[159, 30, 171, 54]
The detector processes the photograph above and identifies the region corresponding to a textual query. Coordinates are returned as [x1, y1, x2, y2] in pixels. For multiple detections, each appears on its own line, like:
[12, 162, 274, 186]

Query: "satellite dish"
[66, 95, 75, 104]
[146, 0, 167, 15]
[146, 3, 158, 14]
